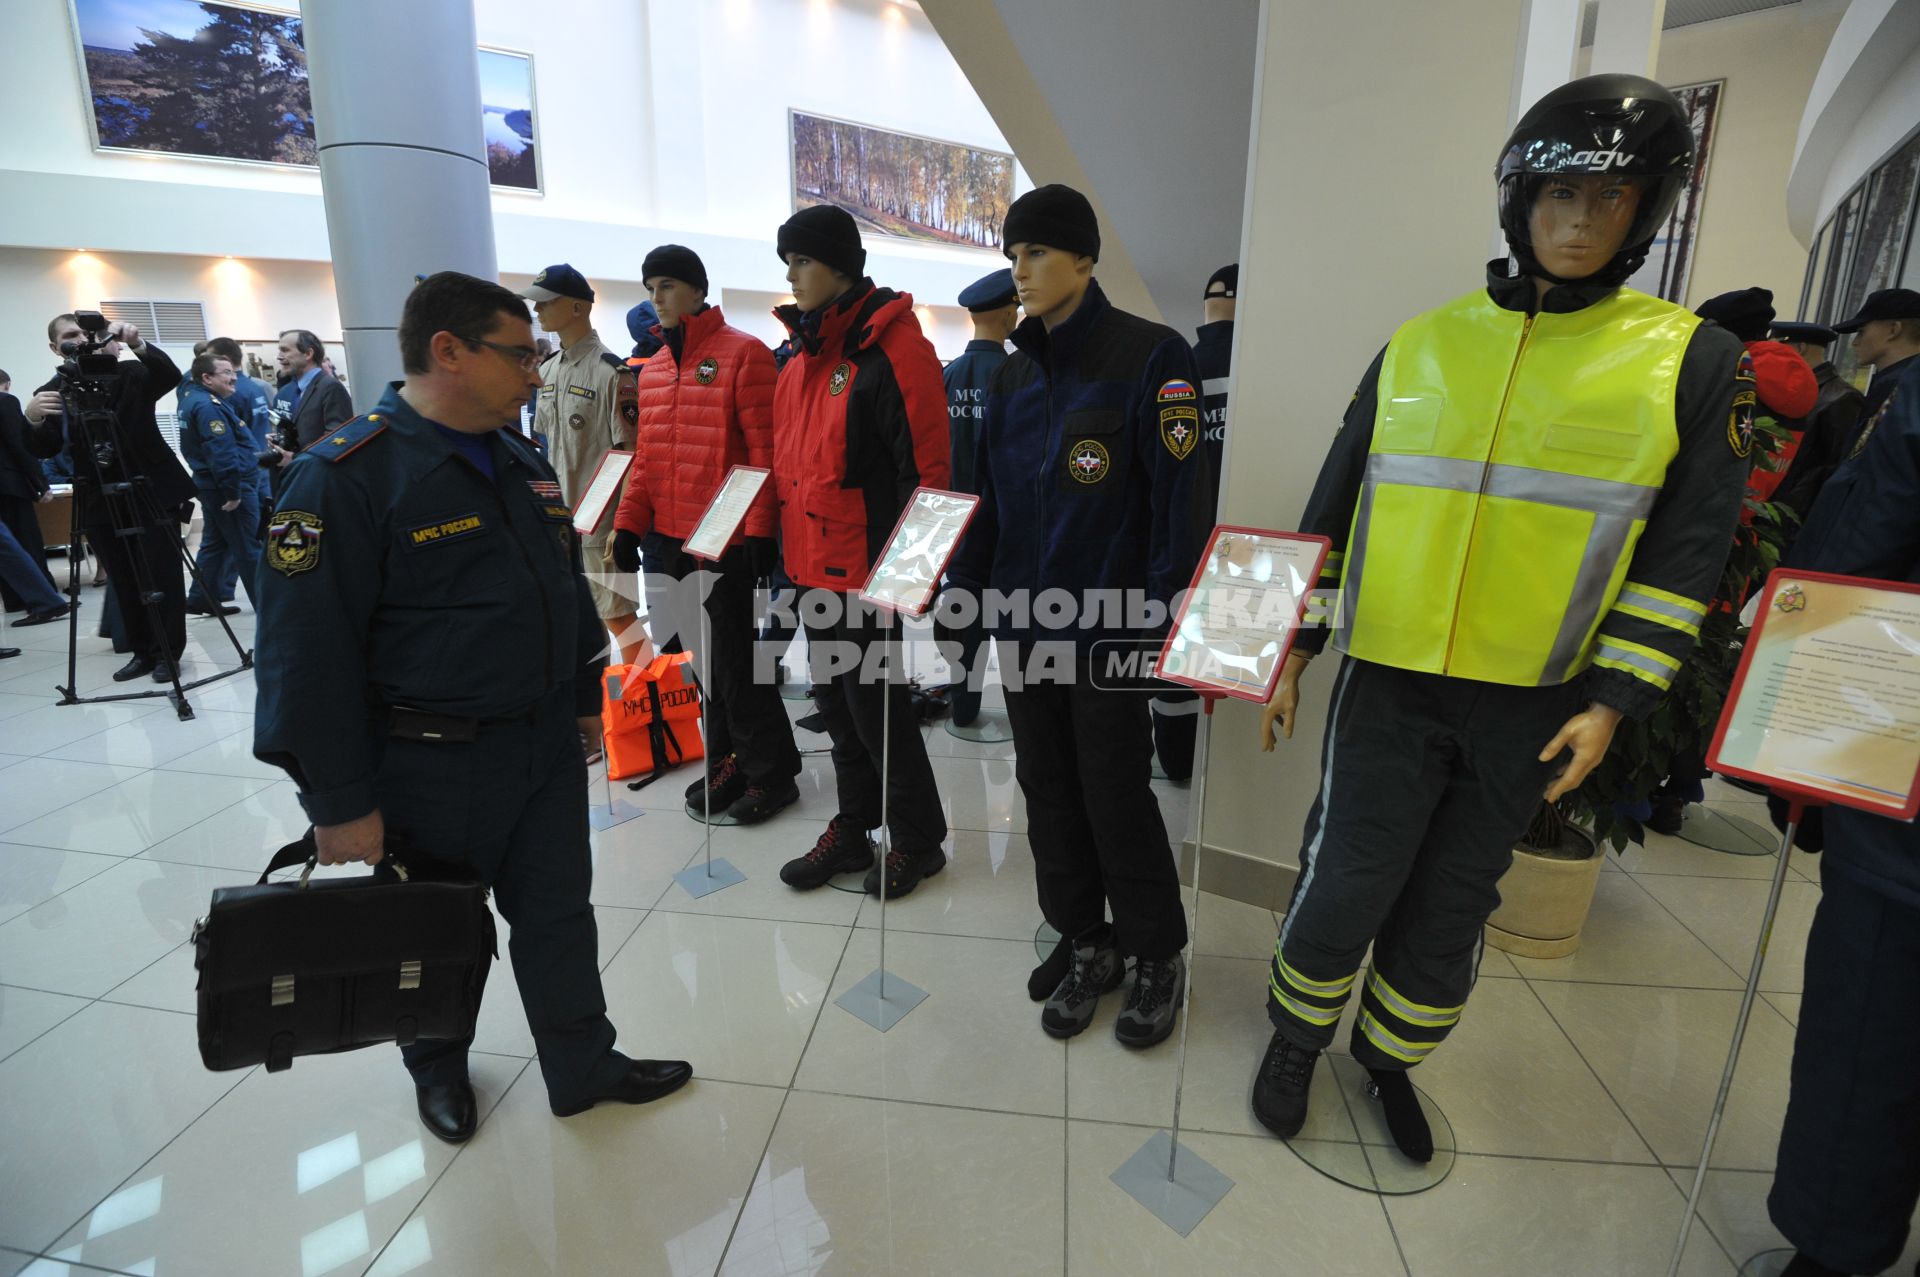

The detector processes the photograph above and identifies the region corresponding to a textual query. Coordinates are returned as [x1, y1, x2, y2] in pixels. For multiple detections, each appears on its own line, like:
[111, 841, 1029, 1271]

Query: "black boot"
[1365, 1066, 1434, 1162]
[1252, 1030, 1320, 1139]
[1028, 934, 1072, 1002]
[779, 815, 875, 890]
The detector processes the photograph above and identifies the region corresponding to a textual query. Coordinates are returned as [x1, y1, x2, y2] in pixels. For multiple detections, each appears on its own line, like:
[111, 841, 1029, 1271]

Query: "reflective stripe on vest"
[1336, 287, 1697, 686]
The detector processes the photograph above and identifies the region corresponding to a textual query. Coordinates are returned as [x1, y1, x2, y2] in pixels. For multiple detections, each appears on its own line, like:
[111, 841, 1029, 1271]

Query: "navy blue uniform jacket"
[177, 385, 255, 503]
[943, 338, 1008, 495]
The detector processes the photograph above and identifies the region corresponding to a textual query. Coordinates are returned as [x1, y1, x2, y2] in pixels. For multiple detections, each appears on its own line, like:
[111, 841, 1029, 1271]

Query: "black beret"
[1696, 287, 1775, 344]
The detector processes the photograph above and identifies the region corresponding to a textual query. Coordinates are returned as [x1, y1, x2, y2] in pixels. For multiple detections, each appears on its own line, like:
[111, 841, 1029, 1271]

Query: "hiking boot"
[1041, 929, 1123, 1039]
[1647, 795, 1686, 836]
[1114, 952, 1185, 1049]
[1251, 1030, 1321, 1139]
[684, 754, 744, 815]
[779, 815, 875, 890]
[725, 778, 799, 826]
[862, 845, 946, 898]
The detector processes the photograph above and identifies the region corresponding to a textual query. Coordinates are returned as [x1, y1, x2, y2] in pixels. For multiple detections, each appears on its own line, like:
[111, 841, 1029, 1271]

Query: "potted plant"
[1487, 418, 1797, 957]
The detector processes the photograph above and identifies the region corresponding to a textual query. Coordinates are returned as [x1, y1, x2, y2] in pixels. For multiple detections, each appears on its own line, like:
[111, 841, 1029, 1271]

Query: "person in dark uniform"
[949, 183, 1214, 1047]
[1250, 76, 1752, 1162]
[177, 353, 264, 614]
[934, 268, 1017, 727]
[251, 272, 691, 1146]
[1763, 377, 1920, 1277]
[1833, 287, 1920, 455]
[1769, 321, 1867, 522]
[0, 369, 59, 614]
[1150, 263, 1237, 782]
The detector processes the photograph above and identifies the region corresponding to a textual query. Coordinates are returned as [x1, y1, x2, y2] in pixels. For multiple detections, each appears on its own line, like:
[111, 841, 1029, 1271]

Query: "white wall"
[1789, 0, 1920, 240]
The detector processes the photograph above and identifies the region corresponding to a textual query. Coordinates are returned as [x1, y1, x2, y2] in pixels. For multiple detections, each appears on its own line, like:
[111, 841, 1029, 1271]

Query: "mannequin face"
[532, 295, 589, 337]
[648, 277, 705, 329]
[1527, 175, 1642, 281]
[1008, 243, 1093, 329]
[1203, 294, 1237, 325]
[785, 254, 850, 314]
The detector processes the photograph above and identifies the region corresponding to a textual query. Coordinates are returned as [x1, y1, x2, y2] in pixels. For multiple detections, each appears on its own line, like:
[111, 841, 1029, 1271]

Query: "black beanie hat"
[1696, 286, 1775, 344]
[776, 205, 867, 279]
[1001, 183, 1100, 261]
[641, 243, 708, 293]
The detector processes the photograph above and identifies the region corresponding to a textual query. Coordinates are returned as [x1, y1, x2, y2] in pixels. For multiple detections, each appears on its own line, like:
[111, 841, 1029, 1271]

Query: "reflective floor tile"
[796, 929, 1066, 1118]
[1760, 992, 1800, 1027]
[3, 771, 273, 858]
[852, 828, 1039, 943]
[48, 1050, 527, 1277]
[153, 728, 285, 781]
[722, 1090, 1065, 1277]
[1668, 1167, 1920, 1276]
[1478, 946, 1523, 978]
[1384, 1154, 1735, 1275]
[43, 707, 254, 769]
[0, 1002, 245, 1253]
[0, 1248, 29, 1277]
[588, 814, 699, 910]
[96, 942, 198, 1016]
[1611, 820, 1819, 883]
[0, 702, 168, 759]
[466, 904, 646, 1059]
[656, 816, 867, 928]
[0, 760, 147, 838]
[136, 780, 311, 872]
[1067, 1122, 1405, 1274]
[0, 845, 121, 925]
[1506, 871, 1745, 989]
[0, 985, 90, 1063]
[0, 858, 250, 997]
[0, 689, 55, 720]
[366, 1076, 783, 1277]
[929, 753, 1026, 835]
[600, 910, 849, 1088]
[1633, 875, 1822, 995]
[1531, 981, 1796, 1171]
[156, 673, 257, 716]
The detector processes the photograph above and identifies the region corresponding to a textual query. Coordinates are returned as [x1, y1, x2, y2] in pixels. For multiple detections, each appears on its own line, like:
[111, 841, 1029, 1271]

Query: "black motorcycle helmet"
[1496, 74, 1695, 287]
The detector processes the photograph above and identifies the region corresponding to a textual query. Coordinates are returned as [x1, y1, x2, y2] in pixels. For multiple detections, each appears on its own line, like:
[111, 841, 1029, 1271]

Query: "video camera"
[55, 311, 127, 479]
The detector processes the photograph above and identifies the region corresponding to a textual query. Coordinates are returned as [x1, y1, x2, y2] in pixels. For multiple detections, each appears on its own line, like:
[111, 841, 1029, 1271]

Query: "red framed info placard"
[684, 466, 772, 563]
[1155, 526, 1331, 704]
[858, 487, 982, 618]
[1708, 568, 1920, 819]
[571, 449, 634, 536]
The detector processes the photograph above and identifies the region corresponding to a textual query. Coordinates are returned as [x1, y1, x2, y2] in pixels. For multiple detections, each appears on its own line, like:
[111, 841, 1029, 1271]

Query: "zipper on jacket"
[1441, 312, 1534, 675]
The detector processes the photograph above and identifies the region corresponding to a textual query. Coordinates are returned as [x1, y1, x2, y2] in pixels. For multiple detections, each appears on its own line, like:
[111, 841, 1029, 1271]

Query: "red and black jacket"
[771, 281, 950, 590]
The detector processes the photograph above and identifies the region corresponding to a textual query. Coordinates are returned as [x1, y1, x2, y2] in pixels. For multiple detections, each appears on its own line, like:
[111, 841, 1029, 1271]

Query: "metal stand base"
[1111, 1129, 1234, 1236]
[834, 968, 927, 1031]
[1736, 1249, 1793, 1276]
[589, 799, 647, 831]
[673, 857, 746, 899]
[1035, 922, 1063, 960]
[1280, 1055, 1456, 1195]
[778, 675, 814, 702]
[1677, 805, 1775, 856]
[945, 710, 1013, 743]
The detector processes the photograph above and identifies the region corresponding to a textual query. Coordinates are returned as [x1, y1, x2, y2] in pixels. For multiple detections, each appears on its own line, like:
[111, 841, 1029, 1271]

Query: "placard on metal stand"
[669, 466, 771, 901]
[588, 668, 647, 832]
[833, 488, 980, 1031]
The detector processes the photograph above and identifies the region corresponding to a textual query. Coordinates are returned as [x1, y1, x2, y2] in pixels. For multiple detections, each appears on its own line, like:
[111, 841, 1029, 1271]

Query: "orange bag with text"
[602, 652, 703, 785]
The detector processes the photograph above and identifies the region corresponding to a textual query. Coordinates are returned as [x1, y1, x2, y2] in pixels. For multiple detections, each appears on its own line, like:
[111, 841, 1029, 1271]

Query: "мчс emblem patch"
[266, 510, 324, 576]
[697, 357, 719, 385]
[1728, 388, 1757, 458]
[406, 512, 486, 549]
[1160, 405, 1199, 460]
[1067, 439, 1110, 484]
[829, 362, 853, 396]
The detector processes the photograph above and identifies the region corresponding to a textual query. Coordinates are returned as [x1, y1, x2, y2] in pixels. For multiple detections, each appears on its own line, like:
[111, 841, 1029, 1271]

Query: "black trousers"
[1150, 690, 1201, 781]
[83, 512, 185, 663]
[1269, 658, 1577, 1069]
[802, 592, 946, 856]
[642, 534, 799, 785]
[0, 495, 54, 611]
[386, 687, 631, 1107]
[1769, 865, 1920, 1274]
[1003, 648, 1188, 961]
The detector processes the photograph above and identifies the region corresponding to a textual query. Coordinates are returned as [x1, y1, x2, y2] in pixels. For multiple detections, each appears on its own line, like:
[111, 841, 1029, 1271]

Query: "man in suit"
[0, 368, 59, 613]
[271, 329, 355, 455]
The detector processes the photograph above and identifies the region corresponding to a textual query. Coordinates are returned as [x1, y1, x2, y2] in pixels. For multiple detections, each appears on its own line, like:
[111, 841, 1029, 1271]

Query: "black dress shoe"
[185, 601, 240, 617]
[112, 656, 157, 682]
[150, 661, 177, 683]
[550, 1059, 692, 1116]
[416, 1080, 478, 1144]
[0, 648, 19, 659]
[17, 603, 73, 626]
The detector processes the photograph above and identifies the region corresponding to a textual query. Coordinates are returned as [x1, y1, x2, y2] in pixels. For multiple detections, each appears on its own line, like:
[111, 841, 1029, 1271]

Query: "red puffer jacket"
[612, 306, 777, 545]
[771, 282, 950, 590]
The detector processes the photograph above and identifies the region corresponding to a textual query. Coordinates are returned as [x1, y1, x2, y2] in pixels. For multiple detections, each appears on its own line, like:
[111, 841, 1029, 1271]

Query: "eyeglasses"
[457, 335, 542, 372]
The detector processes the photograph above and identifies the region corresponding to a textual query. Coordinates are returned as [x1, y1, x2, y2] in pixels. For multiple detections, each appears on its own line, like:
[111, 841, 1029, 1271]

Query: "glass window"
[1837, 132, 1920, 325]
[1819, 186, 1862, 326]
[1799, 217, 1830, 320]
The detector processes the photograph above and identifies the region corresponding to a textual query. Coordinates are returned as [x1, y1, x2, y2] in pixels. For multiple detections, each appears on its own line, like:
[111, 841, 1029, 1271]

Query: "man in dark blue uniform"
[1832, 287, 1920, 456]
[1151, 264, 1236, 781]
[949, 184, 1213, 1045]
[935, 268, 1017, 726]
[177, 353, 262, 614]
[1765, 377, 1920, 1277]
[252, 272, 691, 1146]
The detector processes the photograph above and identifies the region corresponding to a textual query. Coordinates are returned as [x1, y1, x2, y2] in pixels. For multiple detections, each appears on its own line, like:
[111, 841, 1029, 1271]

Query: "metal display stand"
[673, 591, 746, 898]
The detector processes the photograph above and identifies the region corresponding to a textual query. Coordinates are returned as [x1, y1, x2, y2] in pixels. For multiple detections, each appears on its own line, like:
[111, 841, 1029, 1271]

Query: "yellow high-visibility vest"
[1336, 286, 1700, 686]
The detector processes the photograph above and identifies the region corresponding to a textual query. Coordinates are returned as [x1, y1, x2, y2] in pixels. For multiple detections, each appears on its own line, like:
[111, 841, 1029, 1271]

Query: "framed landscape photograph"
[69, 0, 541, 191]
[1628, 79, 1723, 304]
[790, 111, 1013, 250]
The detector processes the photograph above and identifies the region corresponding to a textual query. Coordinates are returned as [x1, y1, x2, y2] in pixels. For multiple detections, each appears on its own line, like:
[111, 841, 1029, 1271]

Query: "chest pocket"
[1058, 407, 1126, 491]
[392, 508, 509, 604]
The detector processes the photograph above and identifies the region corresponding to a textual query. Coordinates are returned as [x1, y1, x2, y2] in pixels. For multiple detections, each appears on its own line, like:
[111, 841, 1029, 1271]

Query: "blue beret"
[958, 269, 1017, 313]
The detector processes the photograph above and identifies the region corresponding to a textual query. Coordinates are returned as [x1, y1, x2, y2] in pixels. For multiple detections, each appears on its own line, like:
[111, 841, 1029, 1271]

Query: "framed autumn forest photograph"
[789, 110, 1014, 250]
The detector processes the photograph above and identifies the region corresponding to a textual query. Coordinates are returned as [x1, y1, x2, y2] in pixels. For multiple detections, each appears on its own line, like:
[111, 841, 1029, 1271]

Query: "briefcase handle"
[258, 831, 413, 888]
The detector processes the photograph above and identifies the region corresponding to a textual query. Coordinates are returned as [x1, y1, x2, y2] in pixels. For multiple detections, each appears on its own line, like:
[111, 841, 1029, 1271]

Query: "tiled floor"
[2, 603, 1916, 1276]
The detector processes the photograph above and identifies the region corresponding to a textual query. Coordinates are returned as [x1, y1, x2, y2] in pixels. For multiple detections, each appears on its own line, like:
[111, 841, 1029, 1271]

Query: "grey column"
[301, 0, 497, 399]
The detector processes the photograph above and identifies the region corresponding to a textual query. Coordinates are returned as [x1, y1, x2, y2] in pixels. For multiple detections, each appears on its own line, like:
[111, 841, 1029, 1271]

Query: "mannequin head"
[1526, 174, 1643, 289]
[647, 277, 706, 330]
[1781, 339, 1827, 366]
[1203, 295, 1236, 325]
[971, 302, 1019, 343]
[1202, 263, 1237, 325]
[531, 294, 591, 345]
[785, 254, 854, 315]
[1851, 318, 1920, 370]
[1008, 244, 1093, 331]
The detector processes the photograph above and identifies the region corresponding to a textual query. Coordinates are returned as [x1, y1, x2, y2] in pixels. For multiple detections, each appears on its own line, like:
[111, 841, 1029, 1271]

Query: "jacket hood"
[774, 282, 919, 359]
[1744, 340, 1819, 420]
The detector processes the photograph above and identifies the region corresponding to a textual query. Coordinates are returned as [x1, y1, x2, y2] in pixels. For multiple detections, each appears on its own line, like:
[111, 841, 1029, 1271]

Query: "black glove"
[176, 500, 195, 525]
[611, 528, 642, 574]
[747, 536, 779, 579]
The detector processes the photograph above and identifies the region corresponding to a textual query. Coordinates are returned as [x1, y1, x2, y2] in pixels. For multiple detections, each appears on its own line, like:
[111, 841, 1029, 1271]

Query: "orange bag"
[602, 652, 703, 784]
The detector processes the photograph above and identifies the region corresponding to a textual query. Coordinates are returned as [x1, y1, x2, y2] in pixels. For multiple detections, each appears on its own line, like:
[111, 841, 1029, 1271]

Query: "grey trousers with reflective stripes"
[1268, 658, 1581, 1068]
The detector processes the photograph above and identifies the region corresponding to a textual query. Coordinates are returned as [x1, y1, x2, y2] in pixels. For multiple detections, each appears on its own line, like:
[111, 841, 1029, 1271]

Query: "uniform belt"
[379, 700, 543, 742]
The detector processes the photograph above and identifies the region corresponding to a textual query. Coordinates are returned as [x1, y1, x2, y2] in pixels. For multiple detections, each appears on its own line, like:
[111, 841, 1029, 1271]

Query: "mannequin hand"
[1539, 702, 1624, 802]
[314, 810, 384, 866]
[611, 529, 642, 574]
[1260, 653, 1311, 751]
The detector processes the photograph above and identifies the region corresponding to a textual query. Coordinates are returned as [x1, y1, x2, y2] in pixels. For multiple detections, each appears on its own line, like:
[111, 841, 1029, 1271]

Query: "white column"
[1589, 0, 1668, 77]
[300, 0, 499, 398]
[1494, 0, 1586, 258]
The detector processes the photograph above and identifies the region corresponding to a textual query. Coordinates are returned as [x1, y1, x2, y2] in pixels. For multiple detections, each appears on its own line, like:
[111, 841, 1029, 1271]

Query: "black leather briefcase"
[193, 833, 496, 1073]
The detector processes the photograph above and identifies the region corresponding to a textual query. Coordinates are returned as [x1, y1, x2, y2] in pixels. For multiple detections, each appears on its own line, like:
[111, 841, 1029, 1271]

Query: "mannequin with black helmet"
[1248, 75, 1754, 1161]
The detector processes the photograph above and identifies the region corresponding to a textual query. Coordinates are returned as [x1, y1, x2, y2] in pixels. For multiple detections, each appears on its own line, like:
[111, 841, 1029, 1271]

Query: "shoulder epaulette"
[599, 351, 626, 372]
[303, 413, 389, 463]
